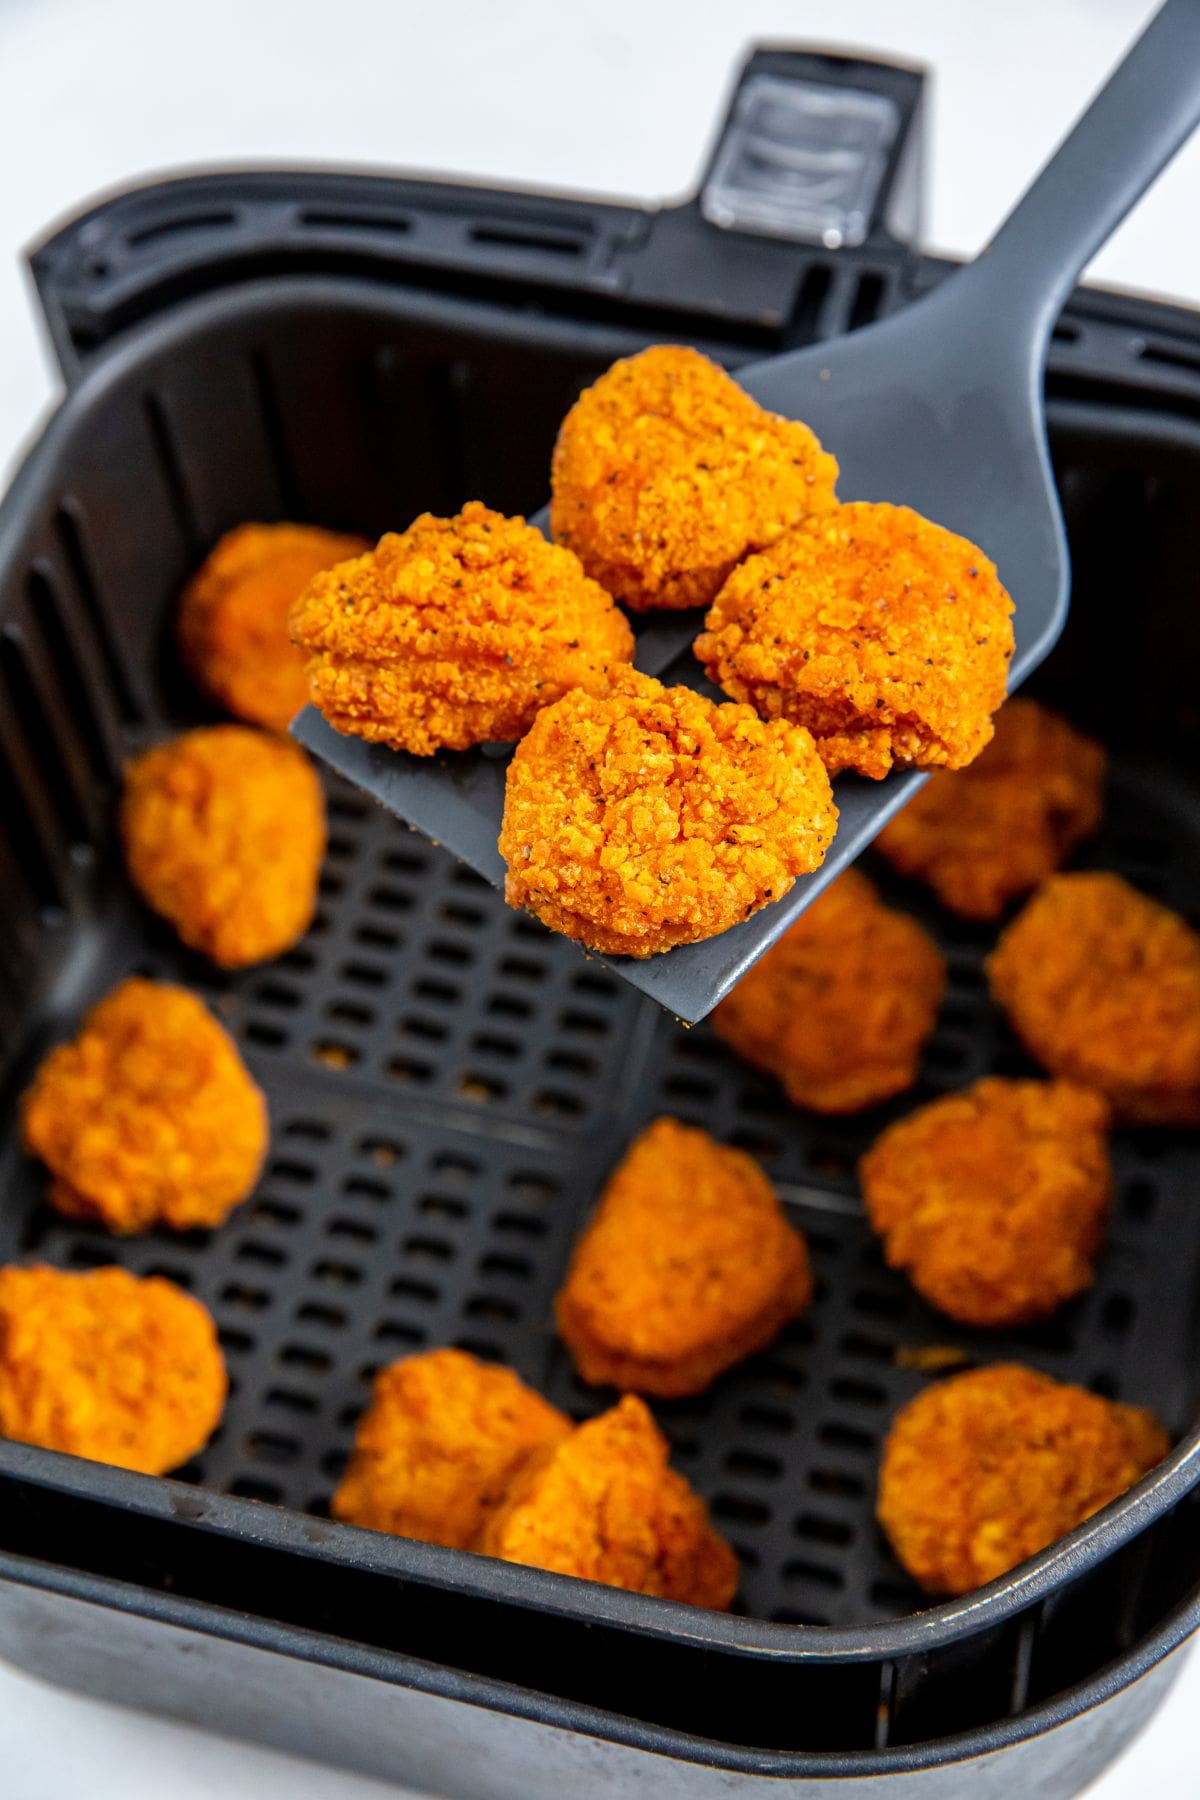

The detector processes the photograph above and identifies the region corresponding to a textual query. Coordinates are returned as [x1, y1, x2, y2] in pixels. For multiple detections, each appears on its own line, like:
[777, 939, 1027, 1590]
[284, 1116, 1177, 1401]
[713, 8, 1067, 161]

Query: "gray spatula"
[295, 0, 1200, 1023]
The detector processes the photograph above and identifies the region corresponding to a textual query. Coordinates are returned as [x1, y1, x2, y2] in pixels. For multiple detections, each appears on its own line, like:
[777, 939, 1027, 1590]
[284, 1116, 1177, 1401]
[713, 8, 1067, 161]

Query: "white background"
[0, 0, 1197, 1794]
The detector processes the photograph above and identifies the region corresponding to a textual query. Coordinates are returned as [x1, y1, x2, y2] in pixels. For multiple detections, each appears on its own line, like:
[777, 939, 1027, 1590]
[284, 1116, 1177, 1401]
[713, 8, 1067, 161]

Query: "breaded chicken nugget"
[988, 873, 1200, 1124]
[178, 522, 369, 732]
[712, 868, 945, 1113]
[332, 1349, 571, 1549]
[20, 977, 268, 1234]
[120, 725, 326, 968]
[875, 699, 1106, 918]
[861, 1079, 1111, 1327]
[878, 1364, 1167, 1595]
[0, 1265, 226, 1474]
[499, 666, 837, 956]
[290, 503, 634, 755]
[556, 1117, 811, 1398]
[695, 502, 1015, 778]
[550, 345, 838, 611]
[480, 1395, 739, 1608]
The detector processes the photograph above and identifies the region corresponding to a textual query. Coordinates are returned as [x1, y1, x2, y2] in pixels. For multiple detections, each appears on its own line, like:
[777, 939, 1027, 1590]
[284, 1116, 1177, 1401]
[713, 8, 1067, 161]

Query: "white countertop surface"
[0, 1, 1197, 1793]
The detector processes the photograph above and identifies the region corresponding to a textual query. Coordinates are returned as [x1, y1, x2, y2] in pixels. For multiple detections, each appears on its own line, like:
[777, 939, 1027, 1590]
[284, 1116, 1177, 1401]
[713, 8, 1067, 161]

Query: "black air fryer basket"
[2, 47, 1200, 1799]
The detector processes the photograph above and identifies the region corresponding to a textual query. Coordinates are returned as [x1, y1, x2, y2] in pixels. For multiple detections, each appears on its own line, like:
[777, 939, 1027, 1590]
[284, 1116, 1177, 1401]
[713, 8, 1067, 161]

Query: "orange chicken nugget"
[556, 1117, 811, 1397]
[550, 345, 838, 611]
[21, 977, 268, 1234]
[290, 502, 634, 755]
[878, 1364, 1167, 1595]
[0, 1265, 226, 1474]
[875, 699, 1105, 918]
[499, 666, 837, 956]
[861, 1078, 1111, 1327]
[695, 501, 1015, 778]
[178, 522, 369, 732]
[332, 1349, 571, 1549]
[712, 868, 945, 1113]
[121, 725, 326, 968]
[480, 1395, 739, 1609]
[987, 872, 1200, 1124]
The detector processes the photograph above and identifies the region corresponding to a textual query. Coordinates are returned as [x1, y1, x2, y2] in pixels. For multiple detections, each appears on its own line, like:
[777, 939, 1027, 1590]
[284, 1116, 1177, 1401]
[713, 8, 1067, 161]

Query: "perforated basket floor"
[1, 755, 1196, 1629]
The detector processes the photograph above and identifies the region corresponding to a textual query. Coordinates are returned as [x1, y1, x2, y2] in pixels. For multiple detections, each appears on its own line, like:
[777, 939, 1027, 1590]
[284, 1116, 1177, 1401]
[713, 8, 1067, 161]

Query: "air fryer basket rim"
[0, 274, 1199, 1671]
[1, 1523, 1196, 1779]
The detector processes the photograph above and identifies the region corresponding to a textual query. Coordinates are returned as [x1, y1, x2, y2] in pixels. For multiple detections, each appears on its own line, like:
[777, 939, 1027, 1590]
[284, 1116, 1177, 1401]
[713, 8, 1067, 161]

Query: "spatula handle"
[981, 0, 1200, 338]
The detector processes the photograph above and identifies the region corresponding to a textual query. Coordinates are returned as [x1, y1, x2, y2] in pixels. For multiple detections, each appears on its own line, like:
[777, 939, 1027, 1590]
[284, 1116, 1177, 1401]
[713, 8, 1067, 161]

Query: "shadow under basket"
[5, 87, 1200, 1796]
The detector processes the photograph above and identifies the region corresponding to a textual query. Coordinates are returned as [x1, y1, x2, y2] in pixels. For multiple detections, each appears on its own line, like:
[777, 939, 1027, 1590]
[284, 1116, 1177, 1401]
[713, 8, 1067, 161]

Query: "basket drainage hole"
[326, 1001, 375, 1028]
[284, 1120, 331, 1144]
[235, 1241, 286, 1270]
[252, 1199, 300, 1226]
[389, 1057, 434, 1085]
[230, 1478, 284, 1504]
[1101, 1293, 1135, 1336]
[279, 1344, 333, 1373]
[312, 1259, 363, 1287]
[870, 1578, 921, 1613]
[532, 1088, 584, 1117]
[431, 1152, 480, 1181]
[389, 1276, 440, 1305]
[360, 1136, 407, 1166]
[403, 1235, 454, 1264]
[479, 1253, 533, 1280]
[840, 1331, 893, 1363]
[220, 1283, 272, 1312]
[486, 993, 531, 1021]
[343, 1175, 391, 1204]
[311, 1040, 359, 1069]
[724, 1449, 783, 1481]
[809, 1467, 865, 1499]
[416, 977, 461, 1005]
[1124, 1179, 1157, 1221]
[342, 961, 386, 989]
[457, 1072, 508, 1102]
[420, 1194, 469, 1222]
[466, 1295, 519, 1323]
[373, 1319, 426, 1348]
[265, 1387, 317, 1417]
[246, 1431, 302, 1467]
[794, 1513, 853, 1547]
[296, 1303, 347, 1330]
[401, 1015, 448, 1044]
[328, 1217, 378, 1245]
[783, 1559, 844, 1593]
[818, 1421, 876, 1454]
[711, 1494, 772, 1527]
[738, 1403, 794, 1436]
[494, 1212, 547, 1238]
[267, 1158, 316, 1186]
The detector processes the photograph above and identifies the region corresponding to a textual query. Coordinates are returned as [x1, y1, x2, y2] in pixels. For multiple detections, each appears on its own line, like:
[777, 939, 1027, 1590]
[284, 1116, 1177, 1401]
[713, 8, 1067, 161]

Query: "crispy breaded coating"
[550, 345, 838, 612]
[988, 873, 1200, 1124]
[20, 978, 268, 1234]
[499, 666, 837, 956]
[556, 1117, 811, 1398]
[480, 1395, 739, 1608]
[332, 1349, 571, 1549]
[877, 1364, 1167, 1595]
[695, 501, 1015, 778]
[178, 522, 369, 732]
[712, 869, 945, 1113]
[289, 502, 634, 755]
[861, 1079, 1111, 1327]
[120, 726, 325, 968]
[0, 1265, 226, 1474]
[875, 699, 1106, 918]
